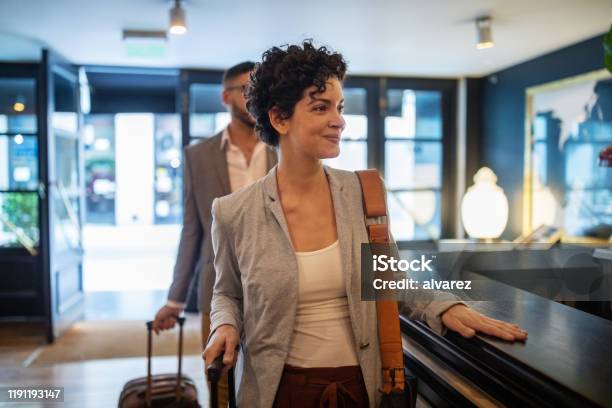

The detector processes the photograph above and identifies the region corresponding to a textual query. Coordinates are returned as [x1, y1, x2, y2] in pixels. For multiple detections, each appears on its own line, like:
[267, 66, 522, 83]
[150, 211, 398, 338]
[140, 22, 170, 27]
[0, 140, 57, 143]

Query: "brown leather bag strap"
[355, 170, 405, 394]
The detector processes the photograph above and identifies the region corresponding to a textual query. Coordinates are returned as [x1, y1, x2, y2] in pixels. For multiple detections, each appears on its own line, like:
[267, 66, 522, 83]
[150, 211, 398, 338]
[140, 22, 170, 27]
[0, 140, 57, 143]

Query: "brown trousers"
[272, 365, 369, 408]
[202, 314, 229, 408]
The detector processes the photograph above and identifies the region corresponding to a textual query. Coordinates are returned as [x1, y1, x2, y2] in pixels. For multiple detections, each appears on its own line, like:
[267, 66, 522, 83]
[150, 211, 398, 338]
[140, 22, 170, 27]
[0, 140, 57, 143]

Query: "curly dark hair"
[246, 40, 347, 147]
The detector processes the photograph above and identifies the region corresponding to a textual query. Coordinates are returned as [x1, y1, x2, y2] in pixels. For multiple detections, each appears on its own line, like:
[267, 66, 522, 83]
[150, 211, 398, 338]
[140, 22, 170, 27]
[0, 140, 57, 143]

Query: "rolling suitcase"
[206, 354, 236, 408]
[118, 317, 200, 408]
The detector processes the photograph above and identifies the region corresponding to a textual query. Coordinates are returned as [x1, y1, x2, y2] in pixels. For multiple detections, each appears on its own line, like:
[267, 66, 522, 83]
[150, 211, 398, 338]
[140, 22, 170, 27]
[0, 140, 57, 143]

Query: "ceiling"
[0, 0, 610, 77]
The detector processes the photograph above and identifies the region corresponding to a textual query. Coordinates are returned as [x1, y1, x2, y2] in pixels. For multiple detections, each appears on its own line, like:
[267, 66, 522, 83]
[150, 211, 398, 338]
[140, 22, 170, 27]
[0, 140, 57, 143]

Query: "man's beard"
[233, 105, 256, 128]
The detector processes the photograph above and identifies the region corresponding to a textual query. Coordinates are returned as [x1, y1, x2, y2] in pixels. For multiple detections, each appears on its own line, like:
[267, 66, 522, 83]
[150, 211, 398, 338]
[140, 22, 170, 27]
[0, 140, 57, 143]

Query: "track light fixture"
[476, 16, 494, 50]
[169, 0, 187, 35]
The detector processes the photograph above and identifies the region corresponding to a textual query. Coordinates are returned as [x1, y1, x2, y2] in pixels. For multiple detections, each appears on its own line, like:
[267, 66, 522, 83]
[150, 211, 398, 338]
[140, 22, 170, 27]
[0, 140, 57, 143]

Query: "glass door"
[42, 49, 85, 340]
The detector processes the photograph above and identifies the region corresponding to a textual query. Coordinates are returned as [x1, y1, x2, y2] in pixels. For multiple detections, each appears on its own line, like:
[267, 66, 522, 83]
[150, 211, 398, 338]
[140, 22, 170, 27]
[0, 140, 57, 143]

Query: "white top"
[220, 127, 268, 193]
[286, 240, 360, 368]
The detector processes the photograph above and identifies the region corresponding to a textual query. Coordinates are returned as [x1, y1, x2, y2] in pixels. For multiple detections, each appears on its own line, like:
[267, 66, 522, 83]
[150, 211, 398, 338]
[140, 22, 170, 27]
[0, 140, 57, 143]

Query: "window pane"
[51, 69, 81, 253]
[325, 141, 367, 171]
[387, 190, 440, 241]
[0, 77, 37, 133]
[0, 192, 39, 248]
[385, 90, 441, 139]
[189, 83, 227, 138]
[53, 71, 77, 113]
[343, 88, 366, 116]
[154, 114, 183, 224]
[385, 141, 441, 189]
[84, 115, 116, 224]
[190, 112, 230, 138]
[343, 114, 367, 140]
[53, 136, 81, 252]
[0, 135, 38, 190]
[325, 87, 368, 170]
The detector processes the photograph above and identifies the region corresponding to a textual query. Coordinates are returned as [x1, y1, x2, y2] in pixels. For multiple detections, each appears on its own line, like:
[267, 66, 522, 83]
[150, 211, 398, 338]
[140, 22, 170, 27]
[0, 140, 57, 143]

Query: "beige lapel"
[263, 166, 293, 250]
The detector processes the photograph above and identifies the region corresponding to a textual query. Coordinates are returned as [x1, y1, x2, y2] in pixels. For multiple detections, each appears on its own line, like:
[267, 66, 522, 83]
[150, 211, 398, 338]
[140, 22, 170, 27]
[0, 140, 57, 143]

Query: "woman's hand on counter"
[441, 304, 528, 342]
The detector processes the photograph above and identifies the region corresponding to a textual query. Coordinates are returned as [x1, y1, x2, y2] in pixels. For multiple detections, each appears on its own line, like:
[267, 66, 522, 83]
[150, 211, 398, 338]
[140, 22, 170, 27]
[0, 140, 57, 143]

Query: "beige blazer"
[210, 165, 461, 407]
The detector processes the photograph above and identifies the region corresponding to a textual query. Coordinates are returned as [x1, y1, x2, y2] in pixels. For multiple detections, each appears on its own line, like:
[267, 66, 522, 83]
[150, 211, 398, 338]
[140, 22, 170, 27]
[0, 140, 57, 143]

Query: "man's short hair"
[222, 61, 256, 84]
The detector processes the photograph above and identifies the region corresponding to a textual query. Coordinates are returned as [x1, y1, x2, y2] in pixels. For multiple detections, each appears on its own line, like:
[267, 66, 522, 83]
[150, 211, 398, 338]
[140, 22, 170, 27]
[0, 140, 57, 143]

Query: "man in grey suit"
[152, 61, 277, 407]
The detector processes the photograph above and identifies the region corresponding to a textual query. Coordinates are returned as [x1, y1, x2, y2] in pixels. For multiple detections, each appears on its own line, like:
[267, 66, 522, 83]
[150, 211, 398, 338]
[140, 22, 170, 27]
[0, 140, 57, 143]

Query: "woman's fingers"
[203, 334, 224, 366]
[442, 304, 528, 342]
[203, 325, 240, 368]
[471, 320, 516, 341]
[462, 314, 527, 342]
[223, 335, 239, 367]
[483, 317, 528, 340]
[444, 315, 476, 338]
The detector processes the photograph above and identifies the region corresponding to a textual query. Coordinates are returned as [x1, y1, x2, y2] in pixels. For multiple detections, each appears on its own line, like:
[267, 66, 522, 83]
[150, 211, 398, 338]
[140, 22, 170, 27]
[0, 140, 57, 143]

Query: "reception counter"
[401, 281, 612, 407]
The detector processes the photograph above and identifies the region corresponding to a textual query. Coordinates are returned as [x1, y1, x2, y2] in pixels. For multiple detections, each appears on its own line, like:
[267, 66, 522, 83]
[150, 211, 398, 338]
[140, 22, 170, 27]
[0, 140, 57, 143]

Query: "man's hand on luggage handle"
[203, 324, 240, 371]
[152, 304, 183, 334]
[441, 304, 528, 342]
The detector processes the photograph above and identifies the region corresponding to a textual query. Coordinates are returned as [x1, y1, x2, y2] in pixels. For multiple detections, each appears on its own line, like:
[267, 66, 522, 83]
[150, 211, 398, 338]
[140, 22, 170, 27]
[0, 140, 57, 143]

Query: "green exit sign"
[124, 42, 166, 59]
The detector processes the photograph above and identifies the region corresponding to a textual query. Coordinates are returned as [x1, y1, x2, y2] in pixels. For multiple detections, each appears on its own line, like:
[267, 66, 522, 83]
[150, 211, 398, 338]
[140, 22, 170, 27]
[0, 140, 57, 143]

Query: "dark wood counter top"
[401, 280, 612, 407]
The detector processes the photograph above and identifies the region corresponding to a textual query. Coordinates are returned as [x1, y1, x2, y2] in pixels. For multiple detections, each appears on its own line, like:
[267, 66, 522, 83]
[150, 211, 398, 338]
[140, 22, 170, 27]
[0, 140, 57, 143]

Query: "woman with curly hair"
[203, 40, 527, 408]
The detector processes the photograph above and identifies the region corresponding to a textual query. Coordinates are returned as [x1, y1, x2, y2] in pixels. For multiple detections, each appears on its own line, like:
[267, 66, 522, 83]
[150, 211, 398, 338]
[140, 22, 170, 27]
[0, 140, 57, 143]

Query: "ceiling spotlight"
[476, 16, 494, 50]
[169, 0, 187, 35]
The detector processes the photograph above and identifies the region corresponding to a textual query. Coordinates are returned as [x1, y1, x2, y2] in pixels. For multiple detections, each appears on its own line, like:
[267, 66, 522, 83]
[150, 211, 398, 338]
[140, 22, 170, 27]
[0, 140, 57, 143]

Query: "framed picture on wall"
[524, 69, 612, 242]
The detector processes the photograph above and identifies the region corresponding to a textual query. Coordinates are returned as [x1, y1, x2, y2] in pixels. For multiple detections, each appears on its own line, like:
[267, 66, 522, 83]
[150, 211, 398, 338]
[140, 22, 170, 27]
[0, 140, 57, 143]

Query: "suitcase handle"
[206, 351, 237, 408]
[206, 354, 224, 383]
[145, 315, 186, 407]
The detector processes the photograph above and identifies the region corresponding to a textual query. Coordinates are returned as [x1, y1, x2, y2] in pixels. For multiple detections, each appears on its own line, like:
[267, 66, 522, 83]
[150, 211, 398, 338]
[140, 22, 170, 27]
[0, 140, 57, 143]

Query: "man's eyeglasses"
[225, 84, 248, 93]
